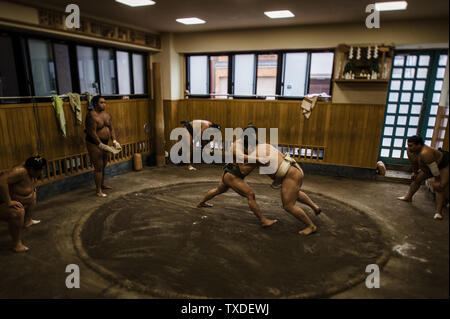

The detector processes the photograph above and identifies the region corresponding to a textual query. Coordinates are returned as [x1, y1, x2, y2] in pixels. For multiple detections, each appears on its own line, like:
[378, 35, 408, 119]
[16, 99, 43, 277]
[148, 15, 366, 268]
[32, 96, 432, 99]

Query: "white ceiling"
[12, 0, 450, 33]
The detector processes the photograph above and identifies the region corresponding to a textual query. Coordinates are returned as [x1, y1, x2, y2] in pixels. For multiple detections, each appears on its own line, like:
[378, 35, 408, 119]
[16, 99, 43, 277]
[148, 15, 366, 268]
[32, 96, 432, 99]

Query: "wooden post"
[152, 62, 166, 167]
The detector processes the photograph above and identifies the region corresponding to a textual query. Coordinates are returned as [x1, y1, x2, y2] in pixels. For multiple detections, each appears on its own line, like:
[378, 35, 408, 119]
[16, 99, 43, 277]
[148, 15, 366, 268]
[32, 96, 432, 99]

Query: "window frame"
[185, 48, 335, 100]
[131, 52, 148, 95]
[186, 54, 211, 98]
[0, 28, 149, 104]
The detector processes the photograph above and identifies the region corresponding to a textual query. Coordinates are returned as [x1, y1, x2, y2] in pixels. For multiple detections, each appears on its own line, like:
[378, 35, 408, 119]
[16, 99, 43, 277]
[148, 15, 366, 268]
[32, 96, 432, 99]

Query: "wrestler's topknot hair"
[407, 135, 424, 145]
[25, 156, 47, 170]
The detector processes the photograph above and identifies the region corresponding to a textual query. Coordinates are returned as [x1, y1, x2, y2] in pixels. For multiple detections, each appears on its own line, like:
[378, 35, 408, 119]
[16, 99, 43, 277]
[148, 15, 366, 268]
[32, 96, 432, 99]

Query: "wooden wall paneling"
[0, 99, 150, 173]
[159, 99, 385, 169]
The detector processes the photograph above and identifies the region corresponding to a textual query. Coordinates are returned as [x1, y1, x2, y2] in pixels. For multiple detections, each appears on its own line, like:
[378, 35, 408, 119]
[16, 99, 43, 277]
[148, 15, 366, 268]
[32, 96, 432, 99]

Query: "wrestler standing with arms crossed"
[85, 96, 122, 197]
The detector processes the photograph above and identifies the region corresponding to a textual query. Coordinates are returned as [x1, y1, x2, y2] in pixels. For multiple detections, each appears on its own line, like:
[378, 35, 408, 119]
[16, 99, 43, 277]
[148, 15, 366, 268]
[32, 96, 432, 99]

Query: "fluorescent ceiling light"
[176, 17, 206, 25]
[375, 1, 408, 11]
[264, 10, 295, 19]
[115, 0, 155, 7]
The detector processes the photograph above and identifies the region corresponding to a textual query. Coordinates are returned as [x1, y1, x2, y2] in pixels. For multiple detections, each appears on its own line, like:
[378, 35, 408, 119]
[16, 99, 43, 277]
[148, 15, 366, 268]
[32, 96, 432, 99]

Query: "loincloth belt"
[223, 163, 246, 180]
[271, 153, 303, 187]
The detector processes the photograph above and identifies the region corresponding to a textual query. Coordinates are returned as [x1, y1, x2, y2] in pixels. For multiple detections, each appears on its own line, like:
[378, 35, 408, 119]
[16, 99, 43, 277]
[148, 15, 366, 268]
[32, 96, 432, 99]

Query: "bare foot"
[197, 202, 213, 208]
[96, 192, 107, 197]
[24, 219, 41, 228]
[261, 219, 278, 228]
[13, 243, 29, 253]
[102, 185, 113, 190]
[313, 206, 322, 215]
[397, 196, 412, 202]
[299, 225, 317, 236]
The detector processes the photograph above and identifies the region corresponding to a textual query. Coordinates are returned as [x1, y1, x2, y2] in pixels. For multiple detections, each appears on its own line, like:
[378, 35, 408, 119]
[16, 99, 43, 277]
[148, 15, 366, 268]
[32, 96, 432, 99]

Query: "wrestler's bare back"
[409, 145, 444, 174]
[239, 143, 284, 177]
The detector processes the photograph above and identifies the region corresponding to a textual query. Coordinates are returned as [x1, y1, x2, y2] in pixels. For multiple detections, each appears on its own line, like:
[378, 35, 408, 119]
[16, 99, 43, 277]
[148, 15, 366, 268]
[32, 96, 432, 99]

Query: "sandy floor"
[0, 164, 448, 298]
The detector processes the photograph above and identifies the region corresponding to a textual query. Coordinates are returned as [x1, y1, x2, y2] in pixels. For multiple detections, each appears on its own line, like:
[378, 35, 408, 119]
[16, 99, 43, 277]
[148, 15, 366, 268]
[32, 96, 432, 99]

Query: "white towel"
[301, 96, 318, 119]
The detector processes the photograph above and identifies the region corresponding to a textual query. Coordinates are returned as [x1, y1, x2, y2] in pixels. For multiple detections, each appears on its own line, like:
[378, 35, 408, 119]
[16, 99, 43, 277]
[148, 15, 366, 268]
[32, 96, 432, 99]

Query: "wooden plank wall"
[164, 99, 386, 169]
[0, 99, 151, 172]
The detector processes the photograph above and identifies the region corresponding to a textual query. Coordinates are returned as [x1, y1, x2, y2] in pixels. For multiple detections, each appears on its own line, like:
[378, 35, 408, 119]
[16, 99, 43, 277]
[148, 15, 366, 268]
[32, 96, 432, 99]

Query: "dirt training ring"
[74, 181, 391, 298]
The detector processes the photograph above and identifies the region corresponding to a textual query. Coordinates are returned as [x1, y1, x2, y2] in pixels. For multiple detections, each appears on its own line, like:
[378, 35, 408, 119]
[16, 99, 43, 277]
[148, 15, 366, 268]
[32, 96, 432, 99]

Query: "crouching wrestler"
[0, 156, 46, 252]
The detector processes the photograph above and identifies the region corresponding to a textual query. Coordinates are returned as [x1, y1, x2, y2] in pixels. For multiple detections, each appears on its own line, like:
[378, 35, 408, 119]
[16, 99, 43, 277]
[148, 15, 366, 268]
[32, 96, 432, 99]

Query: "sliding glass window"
[209, 56, 228, 99]
[28, 39, 57, 96]
[77, 45, 98, 94]
[132, 53, 146, 94]
[54, 43, 73, 95]
[282, 53, 308, 97]
[117, 51, 131, 95]
[98, 48, 117, 95]
[188, 55, 208, 95]
[0, 35, 20, 96]
[234, 54, 255, 96]
[256, 54, 278, 98]
[308, 52, 334, 95]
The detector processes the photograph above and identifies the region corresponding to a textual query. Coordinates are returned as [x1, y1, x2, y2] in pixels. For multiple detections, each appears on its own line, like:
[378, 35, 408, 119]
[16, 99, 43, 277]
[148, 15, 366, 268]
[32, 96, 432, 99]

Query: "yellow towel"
[67, 93, 82, 125]
[51, 95, 66, 137]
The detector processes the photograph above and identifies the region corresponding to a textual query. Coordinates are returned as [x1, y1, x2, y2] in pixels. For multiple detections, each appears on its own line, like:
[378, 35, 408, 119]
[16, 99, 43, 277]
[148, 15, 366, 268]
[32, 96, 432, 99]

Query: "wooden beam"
[152, 62, 166, 167]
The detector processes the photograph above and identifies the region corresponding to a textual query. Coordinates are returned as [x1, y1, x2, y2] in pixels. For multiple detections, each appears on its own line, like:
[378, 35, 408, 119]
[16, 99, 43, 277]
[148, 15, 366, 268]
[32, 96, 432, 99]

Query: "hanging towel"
[301, 96, 318, 119]
[85, 92, 98, 110]
[67, 93, 82, 125]
[51, 95, 67, 137]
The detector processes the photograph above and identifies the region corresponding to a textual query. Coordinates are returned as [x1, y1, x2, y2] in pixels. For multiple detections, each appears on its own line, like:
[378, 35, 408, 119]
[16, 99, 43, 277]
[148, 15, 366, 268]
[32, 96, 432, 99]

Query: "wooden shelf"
[333, 79, 389, 83]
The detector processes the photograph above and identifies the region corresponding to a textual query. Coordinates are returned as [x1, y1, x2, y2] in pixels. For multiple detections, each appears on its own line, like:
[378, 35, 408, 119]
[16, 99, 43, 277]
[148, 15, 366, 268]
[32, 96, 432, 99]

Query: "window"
[209, 56, 228, 99]
[380, 50, 447, 163]
[308, 52, 334, 95]
[54, 43, 73, 94]
[0, 35, 20, 96]
[98, 48, 117, 95]
[188, 55, 208, 95]
[0, 32, 148, 100]
[28, 39, 57, 96]
[132, 53, 146, 94]
[186, 50, 334, 99]
[234, 54, 255, 96]
[77, 45, 98, 94]
[117, 51, 131, 94]
[282, 52, 308, 97]
[256, 54, 278, 98]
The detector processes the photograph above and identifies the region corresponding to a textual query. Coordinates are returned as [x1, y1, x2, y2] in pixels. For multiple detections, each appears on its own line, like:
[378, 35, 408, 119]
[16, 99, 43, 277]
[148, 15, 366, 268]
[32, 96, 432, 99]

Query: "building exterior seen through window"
[187, 50, 334, 99]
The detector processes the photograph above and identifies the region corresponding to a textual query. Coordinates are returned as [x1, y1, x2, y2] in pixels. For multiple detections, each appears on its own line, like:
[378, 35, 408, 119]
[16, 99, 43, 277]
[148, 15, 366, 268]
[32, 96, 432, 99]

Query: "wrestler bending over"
[197, 127, 277, 227]
[0, 156, 46, 252]
[398, 135, 449, 219]
[180, 120, 221, 171]
[85, 96, 122, 197]
[197, 126, 321, 235]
